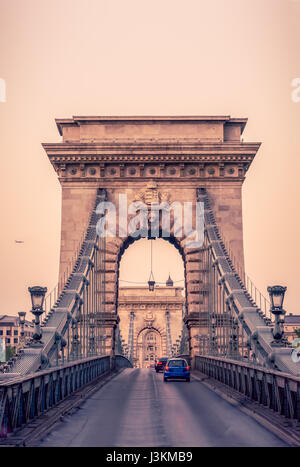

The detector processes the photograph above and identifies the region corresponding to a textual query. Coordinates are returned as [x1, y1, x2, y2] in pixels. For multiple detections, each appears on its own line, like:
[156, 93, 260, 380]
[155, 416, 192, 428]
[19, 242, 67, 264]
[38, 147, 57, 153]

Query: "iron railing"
[195, 355, 300, 422]
[0, 356, 110, 438]
[0, 354, 132, 438]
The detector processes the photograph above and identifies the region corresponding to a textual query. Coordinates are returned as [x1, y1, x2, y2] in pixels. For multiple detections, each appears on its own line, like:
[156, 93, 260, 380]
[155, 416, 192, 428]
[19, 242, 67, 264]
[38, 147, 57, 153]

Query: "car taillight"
[165, 365, 169, 371]
[186, 366, 190, 371]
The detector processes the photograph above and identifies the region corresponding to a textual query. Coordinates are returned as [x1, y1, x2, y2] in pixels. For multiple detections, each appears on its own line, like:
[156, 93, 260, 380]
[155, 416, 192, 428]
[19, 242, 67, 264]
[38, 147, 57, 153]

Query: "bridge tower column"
[181, 240, 209, 364]
[184, 315, 200, 363]
[96, 312, 119, 357]
[95, 236, 122, 357]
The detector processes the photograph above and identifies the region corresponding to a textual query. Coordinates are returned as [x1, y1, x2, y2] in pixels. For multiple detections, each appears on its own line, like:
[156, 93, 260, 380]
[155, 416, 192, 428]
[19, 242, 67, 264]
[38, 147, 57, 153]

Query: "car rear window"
[168, 360, 187, 367]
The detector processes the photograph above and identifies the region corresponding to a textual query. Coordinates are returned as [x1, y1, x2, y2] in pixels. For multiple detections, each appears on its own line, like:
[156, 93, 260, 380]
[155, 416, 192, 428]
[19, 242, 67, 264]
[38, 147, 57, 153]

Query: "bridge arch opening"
[117, 236, 186, 367]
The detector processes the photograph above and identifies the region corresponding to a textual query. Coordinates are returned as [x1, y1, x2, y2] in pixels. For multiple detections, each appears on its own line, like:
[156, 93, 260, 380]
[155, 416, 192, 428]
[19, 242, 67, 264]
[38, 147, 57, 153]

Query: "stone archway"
[115, 234, 188, 360]
[117, 257, 185, 368]
[136, 328, 162, 368]
[106, 216, 205, 361]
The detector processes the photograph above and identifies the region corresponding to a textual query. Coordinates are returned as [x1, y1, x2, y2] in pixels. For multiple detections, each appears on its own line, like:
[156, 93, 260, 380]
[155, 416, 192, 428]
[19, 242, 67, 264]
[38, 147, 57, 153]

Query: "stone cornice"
[45, 154, 255, 164]
[43, 141, 260, 155]
[43, 118, 261, 183]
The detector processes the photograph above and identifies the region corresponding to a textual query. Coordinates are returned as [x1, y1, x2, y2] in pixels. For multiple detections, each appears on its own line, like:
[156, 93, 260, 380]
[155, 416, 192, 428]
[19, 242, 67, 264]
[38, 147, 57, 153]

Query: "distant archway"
[137, 328, 162, 368]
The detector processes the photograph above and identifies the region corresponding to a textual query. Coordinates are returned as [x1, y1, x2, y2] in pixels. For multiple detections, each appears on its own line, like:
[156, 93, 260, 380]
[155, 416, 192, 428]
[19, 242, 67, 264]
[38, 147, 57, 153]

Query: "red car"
[155, 357, 168, 372]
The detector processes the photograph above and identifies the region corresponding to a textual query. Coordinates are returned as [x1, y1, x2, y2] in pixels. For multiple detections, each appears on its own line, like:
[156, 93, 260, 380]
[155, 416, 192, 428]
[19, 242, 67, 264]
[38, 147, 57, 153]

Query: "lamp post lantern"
[28, 286, 47, 347]
[148, 239, 155, 291]
[148, 277, 155, 292]
[267, 285, 287, 346]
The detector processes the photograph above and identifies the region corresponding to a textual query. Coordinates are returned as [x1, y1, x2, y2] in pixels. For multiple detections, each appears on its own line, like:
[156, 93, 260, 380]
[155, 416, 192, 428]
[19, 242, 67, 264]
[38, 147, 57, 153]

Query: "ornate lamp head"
[28, 286, 47, 311]
[267, 285, 287, 314]
[18, 311, 26, 325]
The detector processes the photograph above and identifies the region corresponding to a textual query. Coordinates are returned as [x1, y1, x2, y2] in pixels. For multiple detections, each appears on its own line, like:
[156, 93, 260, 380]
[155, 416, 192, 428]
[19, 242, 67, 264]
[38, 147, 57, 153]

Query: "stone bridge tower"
[43, 116, 260, 358]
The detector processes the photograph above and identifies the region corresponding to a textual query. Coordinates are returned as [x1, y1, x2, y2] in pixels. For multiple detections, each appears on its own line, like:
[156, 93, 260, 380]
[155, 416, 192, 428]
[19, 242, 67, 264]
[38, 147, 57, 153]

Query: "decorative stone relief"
[133, 181, 171, 205]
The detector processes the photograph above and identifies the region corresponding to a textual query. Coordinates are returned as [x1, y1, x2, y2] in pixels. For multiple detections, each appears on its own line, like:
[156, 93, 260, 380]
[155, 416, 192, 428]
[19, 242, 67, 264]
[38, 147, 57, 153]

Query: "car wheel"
[186, 378, 190, 382]
[164, 377, 168, 382]
[155, 370, 158, 373]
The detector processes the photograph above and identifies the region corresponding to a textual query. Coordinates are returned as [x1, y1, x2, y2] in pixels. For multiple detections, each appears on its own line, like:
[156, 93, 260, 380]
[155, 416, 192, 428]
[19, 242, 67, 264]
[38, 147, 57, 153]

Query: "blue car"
[163, 358, 190, 382]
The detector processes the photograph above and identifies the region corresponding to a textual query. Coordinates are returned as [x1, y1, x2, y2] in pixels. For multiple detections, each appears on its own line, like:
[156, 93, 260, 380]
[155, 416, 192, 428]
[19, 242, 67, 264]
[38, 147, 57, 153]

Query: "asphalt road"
[37, 368, 287, 447]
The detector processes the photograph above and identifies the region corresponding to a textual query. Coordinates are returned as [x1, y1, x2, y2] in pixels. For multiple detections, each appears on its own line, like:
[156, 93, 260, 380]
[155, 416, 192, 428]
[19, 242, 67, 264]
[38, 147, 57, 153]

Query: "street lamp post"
[28, 286, 47, 347]
[267, 285, 287, 346]
[18, 311, 26, 347]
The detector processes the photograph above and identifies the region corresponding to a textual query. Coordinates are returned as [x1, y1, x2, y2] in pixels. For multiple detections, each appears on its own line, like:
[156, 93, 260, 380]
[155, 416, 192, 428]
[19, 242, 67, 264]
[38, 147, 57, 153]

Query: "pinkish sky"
[0, 0, 299, 316]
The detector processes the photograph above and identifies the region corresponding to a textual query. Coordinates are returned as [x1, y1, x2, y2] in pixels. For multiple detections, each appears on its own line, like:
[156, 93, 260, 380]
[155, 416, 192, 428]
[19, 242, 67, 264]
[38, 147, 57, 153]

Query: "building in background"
[0, 315, 34, 354]
[283, 314, 300, 344]
[118, 278, 185, 368]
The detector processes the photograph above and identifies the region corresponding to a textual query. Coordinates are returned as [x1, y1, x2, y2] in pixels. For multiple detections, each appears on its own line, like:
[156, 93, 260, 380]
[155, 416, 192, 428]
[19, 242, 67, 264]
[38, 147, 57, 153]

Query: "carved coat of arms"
[134, 181, 171, 206]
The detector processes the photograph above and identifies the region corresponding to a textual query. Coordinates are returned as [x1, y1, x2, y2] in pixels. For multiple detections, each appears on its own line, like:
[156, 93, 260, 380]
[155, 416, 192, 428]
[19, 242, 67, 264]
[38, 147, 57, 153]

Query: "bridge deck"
[37, 368, 287, 447]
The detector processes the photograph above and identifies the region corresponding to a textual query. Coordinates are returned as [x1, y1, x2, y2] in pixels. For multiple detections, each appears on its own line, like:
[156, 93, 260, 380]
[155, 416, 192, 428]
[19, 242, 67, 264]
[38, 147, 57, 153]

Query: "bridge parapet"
[195, 355, 300, 422]
[0, 356, 111, 439]
[115, 355, 134, 369]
